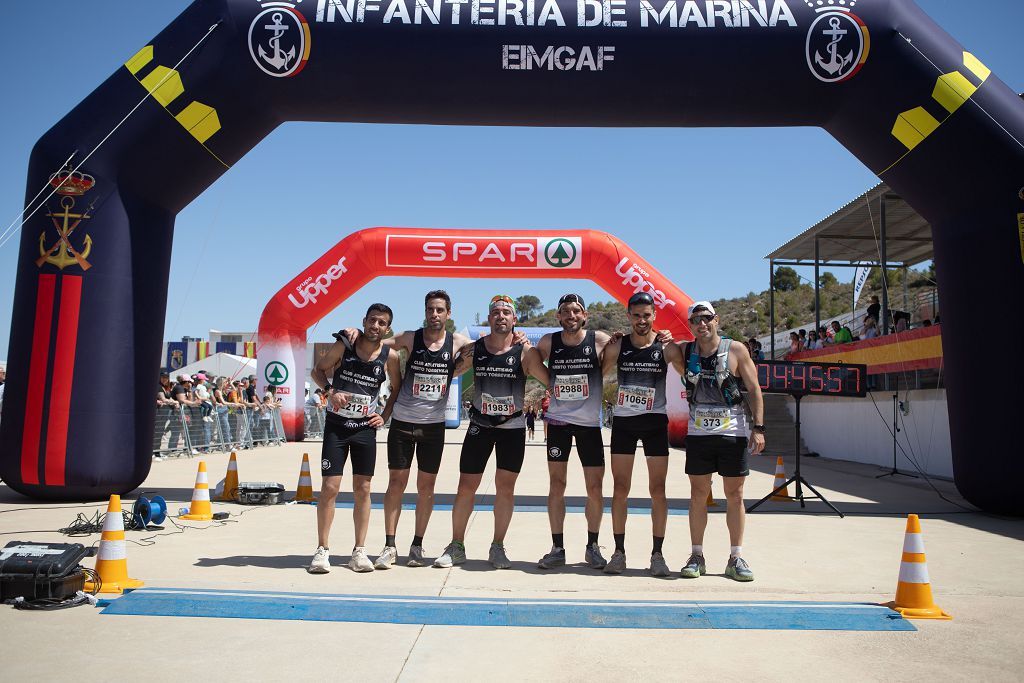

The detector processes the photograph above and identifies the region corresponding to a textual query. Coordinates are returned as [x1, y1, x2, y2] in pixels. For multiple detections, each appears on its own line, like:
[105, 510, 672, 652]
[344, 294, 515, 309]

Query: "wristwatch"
[752, 424, 767, 434]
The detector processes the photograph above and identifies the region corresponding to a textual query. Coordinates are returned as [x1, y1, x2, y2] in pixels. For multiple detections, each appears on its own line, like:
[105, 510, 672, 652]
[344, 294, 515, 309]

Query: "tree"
[515, 295, 543, 321]
[818, 272, 838, 288]
[773, 266, 799, 292]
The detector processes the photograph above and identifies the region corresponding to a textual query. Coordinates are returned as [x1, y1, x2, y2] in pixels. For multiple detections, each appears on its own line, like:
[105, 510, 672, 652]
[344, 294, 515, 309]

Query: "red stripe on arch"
[44, 275, 83, 486]
[21, 275, 57, 485]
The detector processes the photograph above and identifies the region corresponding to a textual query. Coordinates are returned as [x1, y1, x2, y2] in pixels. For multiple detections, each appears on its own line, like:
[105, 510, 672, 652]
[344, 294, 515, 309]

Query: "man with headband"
[434, 295, 549, 570]
[533, 293, 613, 570]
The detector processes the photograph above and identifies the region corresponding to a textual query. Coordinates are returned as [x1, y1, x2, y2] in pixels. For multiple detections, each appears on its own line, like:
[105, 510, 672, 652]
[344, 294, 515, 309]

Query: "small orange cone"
[214, 452, 240, 502]
[181, 460, 214, 520]
[84, 495, 144, 594]
[769, 456, 792, 501]
[706, 477, 719, 507]
[294, 453, 316, 503]
[885, 514, 952, 619]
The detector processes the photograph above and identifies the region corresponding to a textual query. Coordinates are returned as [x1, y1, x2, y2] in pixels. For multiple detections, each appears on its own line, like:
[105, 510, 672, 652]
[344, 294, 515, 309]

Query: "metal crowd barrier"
[304, 405, 326, 440]
[152, 403, 285, 458]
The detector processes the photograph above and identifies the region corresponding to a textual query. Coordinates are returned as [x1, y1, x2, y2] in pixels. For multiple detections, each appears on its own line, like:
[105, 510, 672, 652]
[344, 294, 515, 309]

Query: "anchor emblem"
[37, 169, 96, 271]
[814, 16, 854, 77]
[257, 12, 296, 73]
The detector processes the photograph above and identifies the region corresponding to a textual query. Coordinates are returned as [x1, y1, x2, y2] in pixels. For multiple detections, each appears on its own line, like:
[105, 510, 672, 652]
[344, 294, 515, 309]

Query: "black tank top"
[614, 336, 667, 416]
[393, 330, 456, 424]
[327, 344, 390, 428]
[471, 341, 526, 429]
[548, 330, 603, 426]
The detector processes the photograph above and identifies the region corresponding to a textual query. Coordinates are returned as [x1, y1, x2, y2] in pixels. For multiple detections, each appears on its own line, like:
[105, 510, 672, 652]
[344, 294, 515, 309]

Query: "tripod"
[876, 392, 918, 479]
[747, 394, 844, 518]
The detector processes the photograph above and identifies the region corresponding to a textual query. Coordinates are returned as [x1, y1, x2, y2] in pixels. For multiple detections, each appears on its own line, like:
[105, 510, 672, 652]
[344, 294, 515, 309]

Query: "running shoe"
[725, 556, 754, 582]
[585, 543, 608, 570]
[407, 545, 425, 567]
[680, 553, 706, 579]
[649, 552, 671, 578]
[603, 550, 626, 574]
[433, 542, 466, 568]
[348, 546, 375, 573]
[373, 545, 397, 570]
[489, 543, 512, 569]
[308, 546, 330, 574]
[537, 546, 566, 569]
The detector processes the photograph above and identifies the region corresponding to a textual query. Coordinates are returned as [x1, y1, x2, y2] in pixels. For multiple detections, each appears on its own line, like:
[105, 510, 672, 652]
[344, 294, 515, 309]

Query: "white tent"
[172, 352, 255, 381]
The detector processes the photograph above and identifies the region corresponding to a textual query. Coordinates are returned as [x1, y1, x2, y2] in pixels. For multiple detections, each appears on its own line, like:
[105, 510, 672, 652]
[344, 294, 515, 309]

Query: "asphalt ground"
[1, 423, 1021, 681]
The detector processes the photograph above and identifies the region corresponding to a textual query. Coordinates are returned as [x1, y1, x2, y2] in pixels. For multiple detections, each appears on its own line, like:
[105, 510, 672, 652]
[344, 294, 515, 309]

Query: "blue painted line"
[330, 502, 688, 515]
[100, 588, 914, 631]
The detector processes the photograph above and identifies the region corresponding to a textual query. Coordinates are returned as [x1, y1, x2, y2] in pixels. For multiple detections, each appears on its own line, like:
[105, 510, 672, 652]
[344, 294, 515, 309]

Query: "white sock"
[730, 545, 742, 558]
[691, 545, 703, 555]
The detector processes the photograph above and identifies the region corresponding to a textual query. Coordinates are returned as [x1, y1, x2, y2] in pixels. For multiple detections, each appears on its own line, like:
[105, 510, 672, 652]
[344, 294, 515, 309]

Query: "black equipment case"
[0, 541, 91, 601]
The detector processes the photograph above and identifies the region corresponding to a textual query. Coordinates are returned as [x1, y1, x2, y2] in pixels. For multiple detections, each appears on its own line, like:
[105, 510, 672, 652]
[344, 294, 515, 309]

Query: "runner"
[433, 294, 549, 570]
[680, 301, 765, 582]
[307, 304, 402, 574]
[534, 293, 612, 570]
[601, 292, 685, 577]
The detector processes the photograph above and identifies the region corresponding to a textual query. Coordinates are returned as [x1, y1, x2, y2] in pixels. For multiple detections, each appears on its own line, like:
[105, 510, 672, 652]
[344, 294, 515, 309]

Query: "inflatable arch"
[1, 0, 1022, 513]
[258, 227, 695, 440]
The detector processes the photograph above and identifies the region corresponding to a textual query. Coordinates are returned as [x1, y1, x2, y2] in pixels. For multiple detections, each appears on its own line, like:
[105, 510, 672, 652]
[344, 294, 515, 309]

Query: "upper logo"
[544, 238, 578, 268]
[249, 3, 311, 78]
[805, 3, 869, 84]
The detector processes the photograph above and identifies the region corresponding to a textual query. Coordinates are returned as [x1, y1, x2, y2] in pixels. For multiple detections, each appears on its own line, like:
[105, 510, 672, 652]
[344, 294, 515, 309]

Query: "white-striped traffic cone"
[885, 514, 951, 619]
[181, 460, 214, 520]
[214, 451, 239, 502]
[294, 453, 316, 503]
[84, 495, 144, 594]
[769, 456, 792, 501]
[706, 477, 719, 507]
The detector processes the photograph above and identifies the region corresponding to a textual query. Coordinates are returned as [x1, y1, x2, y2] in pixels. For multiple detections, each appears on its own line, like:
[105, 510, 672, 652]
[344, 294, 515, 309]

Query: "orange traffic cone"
[294, 453, 316, 503]
[181, 460, 214, 520]
[769, 456, 792, 501]
[214, 452, 240, 502]
[885, 514, 952, 620]
[84, 495, 144, 594]
[706, 477, 719, 507]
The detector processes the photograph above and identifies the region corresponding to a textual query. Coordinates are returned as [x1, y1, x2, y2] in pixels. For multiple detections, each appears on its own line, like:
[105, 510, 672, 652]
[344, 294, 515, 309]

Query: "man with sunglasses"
[533, 293, 612, 570]
[680, 301, 765, 582]
[601, 292, 686, 576]
[433, 295, 549, 570]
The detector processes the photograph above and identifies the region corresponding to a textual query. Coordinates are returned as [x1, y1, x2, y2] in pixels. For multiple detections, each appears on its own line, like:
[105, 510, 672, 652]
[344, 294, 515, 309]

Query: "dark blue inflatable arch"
[2, 0, 1022, 512]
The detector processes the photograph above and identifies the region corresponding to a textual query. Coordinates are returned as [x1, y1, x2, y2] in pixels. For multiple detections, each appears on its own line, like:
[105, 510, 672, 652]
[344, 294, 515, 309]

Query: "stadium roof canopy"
[765, 183, 933, 268]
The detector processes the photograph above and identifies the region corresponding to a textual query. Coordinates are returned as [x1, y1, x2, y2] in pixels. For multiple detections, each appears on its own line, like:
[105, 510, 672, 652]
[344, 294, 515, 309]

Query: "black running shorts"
[460, 424, 526, 474]
[321, 420, 378, 477]
[684, 435, 750, 477]
[387, 418, 445, 474]
[546, 423, 605, 467]
[610, 413, 669, 457]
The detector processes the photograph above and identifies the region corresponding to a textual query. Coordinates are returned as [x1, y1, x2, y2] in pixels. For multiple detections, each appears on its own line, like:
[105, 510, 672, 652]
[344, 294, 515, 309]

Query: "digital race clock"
[755, 361, 867, 398]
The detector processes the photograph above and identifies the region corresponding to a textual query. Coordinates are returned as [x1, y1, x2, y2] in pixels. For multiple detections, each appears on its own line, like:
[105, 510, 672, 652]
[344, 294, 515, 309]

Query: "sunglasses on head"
[490, 294, 514, 305]
[689, 314, 715, 325]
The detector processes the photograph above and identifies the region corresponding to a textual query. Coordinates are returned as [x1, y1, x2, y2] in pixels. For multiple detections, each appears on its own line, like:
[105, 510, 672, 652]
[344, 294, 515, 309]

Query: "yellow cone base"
[85, 576, 144, 594]
[180, 512, 214, 521]
[770, 488, 793, 501]
[885, 601, 952, 620]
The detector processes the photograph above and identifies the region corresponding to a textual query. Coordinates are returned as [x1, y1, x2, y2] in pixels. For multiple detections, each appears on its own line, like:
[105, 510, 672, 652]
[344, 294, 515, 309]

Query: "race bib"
[617, 385, 655, 411]
[481, 392, 515, 416]
[329, 392, 373, 418]
[412, 373, 447, 401]
[693, 406, 732, 432]
[554, 374, 589, 402]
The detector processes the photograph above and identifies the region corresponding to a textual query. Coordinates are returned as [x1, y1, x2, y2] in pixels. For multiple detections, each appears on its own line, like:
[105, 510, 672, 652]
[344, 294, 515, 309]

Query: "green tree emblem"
[544, 239, 577, 268]
[265, 361, 289, 386]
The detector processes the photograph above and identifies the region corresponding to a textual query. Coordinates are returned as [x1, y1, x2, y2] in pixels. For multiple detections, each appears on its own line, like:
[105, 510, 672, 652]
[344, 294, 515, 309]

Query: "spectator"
[0, 365, 7, 409]
[212, 377, 234, 446]
[789, 331, 803, 355]
[933, 314, 941, 324]
[155, 372, 179, 452]
[922, 319, 932, 328]
[819, 325, 831, 345]
[862, 316, 880, 339]
[525, 405, 536, 441]
[867, 295, 881, 325]
[172, 375, 200, 454]
[193, 373, 213, 423]
[831, 320, 853, 344]
[806, 330, 822, 350]
[798, 329, 807, 348]
[541, 390, 551, 439]
[754, 340, 764, 361]
[895, 315, 909, 333]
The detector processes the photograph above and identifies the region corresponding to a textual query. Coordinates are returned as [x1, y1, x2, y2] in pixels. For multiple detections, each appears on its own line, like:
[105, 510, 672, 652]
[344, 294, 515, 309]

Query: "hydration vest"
[683, 336, 743, 407]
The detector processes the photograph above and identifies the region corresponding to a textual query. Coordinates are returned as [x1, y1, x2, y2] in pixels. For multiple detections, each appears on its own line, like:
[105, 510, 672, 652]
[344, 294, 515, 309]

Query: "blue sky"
[0, 1, 1021, 360]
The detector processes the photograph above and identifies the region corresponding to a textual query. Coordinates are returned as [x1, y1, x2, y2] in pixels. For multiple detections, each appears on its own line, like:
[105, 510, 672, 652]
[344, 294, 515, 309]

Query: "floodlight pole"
[814, 238, 821, 334]
[769, 259, 776, 359]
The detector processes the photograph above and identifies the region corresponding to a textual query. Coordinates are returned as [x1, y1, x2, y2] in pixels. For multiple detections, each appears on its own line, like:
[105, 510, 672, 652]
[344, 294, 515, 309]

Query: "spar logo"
[615, 257, 676, 310]
[265, 361, 289, 386]
[385, 235, 582, 270]
[289, 256, 348, 308]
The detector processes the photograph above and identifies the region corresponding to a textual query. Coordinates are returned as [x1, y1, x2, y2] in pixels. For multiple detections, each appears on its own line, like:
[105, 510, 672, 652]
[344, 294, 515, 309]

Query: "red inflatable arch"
[257, 227, 695, 440]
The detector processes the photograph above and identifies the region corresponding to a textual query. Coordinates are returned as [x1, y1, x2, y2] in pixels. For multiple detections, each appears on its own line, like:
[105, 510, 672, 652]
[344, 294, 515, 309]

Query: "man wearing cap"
[601, 292, 686, 576]
[433, 295, 549, 570]
[533, 293, 612, 570]
[680, 301, 765, 582]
